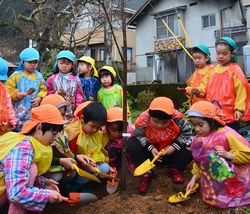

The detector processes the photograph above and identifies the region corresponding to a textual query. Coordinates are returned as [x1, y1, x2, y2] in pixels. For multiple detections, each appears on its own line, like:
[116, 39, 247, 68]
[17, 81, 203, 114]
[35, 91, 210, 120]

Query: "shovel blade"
[106, 180, 119, 194]
[168, 192, 189, 203]
[94, 167, 119, 181]
[73, 164, 101, 183]
[134, 159, 156, 176]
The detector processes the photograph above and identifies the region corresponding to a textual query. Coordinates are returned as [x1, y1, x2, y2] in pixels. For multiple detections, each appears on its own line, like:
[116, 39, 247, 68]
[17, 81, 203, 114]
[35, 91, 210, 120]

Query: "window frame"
[201, 14, 216, 29]
[156, 13, 179, 40]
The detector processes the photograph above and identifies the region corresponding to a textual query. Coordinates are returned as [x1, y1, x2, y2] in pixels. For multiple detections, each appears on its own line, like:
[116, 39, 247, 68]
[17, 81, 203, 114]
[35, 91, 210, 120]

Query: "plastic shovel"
[94, 167, 120, 181]
[106, 168, 119, 194]
[72, 164, 101, 183]
[168, 183, 199, 203]
[134, 149, 164, 176]
[61, 196, 78, 205]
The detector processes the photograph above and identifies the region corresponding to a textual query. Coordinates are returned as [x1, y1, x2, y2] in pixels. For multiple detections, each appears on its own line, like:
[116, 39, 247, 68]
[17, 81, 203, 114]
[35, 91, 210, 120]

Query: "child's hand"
[191, 88, 201, 96]
[60, 158, 77, 170]
[31, 97, 41, 108]
[48, 190, 62, 203]
[76, 154, 97, 167]
[16, 92, 27, 100]
[234, 110, 242, 121]
[151, 148, 160, 157]
[45, 178, 59, 192]
[186, 174, 198, 192]
[56, 90, 66, 97]
[162, 145, 175, 156]
[177, 87, 187, 94]
[215, 146, 233, 160]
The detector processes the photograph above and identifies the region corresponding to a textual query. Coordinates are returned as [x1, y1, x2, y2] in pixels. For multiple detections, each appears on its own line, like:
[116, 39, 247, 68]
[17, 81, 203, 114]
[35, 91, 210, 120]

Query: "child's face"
[58, 58, 73, 74]
[39, 130, 59, 146]
[100, 75, 112, 88]
[192, 52, 208, 69]
[189, 117, 211, 137]
[78, 62, 92, 76]
[83, 120, 102, 134]
[216, 44, 233, 65]
[23, 60, 38, 73]
[107, 122, 122, 140]
[149, 117, 169, 130]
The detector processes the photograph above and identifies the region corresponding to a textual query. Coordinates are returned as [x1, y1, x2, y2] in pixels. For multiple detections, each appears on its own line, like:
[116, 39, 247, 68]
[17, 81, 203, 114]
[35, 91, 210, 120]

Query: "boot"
[138, 172, 155, 193]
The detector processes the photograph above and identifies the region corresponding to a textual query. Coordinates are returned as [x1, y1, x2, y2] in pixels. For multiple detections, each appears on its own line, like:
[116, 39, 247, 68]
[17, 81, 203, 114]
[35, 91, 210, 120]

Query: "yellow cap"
[98, 65, 116, 78]
[78, 56, 98, 77]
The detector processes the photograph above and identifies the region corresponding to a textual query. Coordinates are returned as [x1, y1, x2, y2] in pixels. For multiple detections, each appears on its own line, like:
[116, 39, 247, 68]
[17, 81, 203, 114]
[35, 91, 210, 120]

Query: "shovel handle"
[151, 149, 164, 164]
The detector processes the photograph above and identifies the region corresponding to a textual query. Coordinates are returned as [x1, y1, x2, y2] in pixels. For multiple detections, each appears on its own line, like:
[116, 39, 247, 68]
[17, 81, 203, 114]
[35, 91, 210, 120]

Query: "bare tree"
[0, 0, 94, 60]
[98, 0, 128, 191]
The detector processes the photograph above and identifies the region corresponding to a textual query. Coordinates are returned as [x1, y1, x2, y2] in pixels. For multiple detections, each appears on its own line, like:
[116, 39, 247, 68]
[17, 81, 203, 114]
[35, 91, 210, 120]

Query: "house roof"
[127, 0, 187, 26]
[127, 0, 156, 26]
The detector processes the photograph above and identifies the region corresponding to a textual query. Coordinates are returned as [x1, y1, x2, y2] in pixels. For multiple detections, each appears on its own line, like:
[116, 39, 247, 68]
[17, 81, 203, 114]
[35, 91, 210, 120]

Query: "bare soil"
[44, 166, 250, 214]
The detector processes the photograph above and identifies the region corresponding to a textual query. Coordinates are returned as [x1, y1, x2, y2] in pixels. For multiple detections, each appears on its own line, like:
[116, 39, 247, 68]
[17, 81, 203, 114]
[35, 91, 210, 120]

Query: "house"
[63, 1, 145, 84]
[128, 0, 249, 83]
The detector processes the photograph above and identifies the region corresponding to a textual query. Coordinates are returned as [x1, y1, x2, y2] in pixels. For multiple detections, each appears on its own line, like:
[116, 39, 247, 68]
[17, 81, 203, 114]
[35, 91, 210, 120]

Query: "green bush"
[137, 90, 156, 111]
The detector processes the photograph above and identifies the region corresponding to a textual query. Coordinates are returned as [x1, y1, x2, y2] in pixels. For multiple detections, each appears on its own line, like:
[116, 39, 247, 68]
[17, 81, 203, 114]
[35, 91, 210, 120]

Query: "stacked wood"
[154, 37, 185, 52]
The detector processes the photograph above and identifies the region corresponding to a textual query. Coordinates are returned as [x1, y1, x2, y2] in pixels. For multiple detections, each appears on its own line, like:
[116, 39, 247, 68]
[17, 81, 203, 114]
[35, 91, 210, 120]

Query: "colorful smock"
[200, 63, 250, 123]
[190, 126, 250, 208]
[0, 82, 17, 135]
[0, 132, 52, 195]
[186, 64, 213, 105]
[46, 73, 83, 121]
[5, 70, 47, 129]
[65, 119, 109, 163]
[135, 110, 184, 150]
[80, 77, 100, 101]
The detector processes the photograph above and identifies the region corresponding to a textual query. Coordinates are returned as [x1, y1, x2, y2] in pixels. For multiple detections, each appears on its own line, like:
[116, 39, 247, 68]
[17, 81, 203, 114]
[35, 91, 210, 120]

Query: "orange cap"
[21, 104, 66, 134]
[40, 94, 69, 109]
[186, 101, 225, 125]
[107, 107, 123, 122]
[149, 97, 175, 115]
[74, 101, 92, 118]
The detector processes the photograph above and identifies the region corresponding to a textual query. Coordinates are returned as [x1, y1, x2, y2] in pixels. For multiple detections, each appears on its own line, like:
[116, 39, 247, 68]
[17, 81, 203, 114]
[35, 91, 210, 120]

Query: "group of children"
[0, 36, 249, 213]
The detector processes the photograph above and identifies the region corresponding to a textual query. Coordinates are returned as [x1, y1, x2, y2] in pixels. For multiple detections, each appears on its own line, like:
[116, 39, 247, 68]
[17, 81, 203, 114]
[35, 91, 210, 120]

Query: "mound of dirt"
[44, 166, 247, 214]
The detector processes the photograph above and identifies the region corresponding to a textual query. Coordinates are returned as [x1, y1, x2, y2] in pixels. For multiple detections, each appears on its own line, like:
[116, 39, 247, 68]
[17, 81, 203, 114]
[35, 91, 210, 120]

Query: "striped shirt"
[0, 138, 50, 212]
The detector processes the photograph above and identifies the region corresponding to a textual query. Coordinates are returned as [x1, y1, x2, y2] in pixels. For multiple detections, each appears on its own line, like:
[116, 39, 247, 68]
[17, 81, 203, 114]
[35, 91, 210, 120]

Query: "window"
[202, 14, 216, 29]
[99, 49, 105, 61]
[90, 48, 96, 59]
[122, 47, 133, 62]
[156, 14, 178, 39]
[147, 56, 153, 67]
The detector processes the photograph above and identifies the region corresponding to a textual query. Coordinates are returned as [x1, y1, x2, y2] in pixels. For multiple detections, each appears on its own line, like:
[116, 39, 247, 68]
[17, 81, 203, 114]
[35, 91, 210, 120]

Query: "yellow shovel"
[168, 183, 199, 203]
[134, 149, 164, 176]
[72, 164, 101, 183]
[94, 167, 120, 181]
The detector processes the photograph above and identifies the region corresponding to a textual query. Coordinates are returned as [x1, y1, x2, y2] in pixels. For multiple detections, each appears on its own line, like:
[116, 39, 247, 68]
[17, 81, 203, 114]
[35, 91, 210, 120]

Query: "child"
[127, 97, 193, 193]
[41, 94, 93, 181]
[6, 48, 47, 130]
[177, 44, 213, 105]
[63, 101, 110, 193]
[0, 57, 17, 135]
[46, 50, 83, 121]
[0, 104, 65, 213]
[104, 107, 135, 173]
[97, 66, 131, 116]
[77, 56, 100, 101]
[196, 37, 250, 131]
[186, 101, 250, 208]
